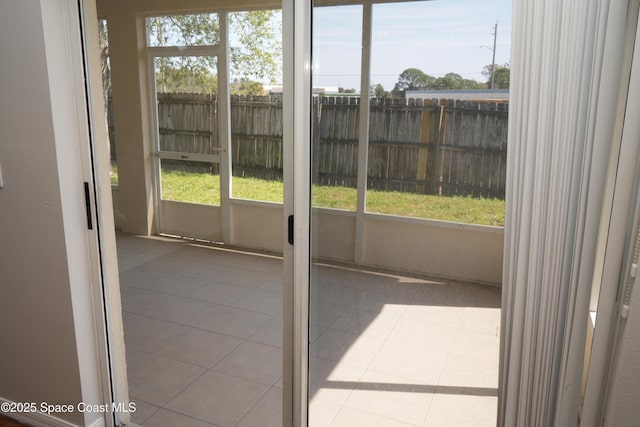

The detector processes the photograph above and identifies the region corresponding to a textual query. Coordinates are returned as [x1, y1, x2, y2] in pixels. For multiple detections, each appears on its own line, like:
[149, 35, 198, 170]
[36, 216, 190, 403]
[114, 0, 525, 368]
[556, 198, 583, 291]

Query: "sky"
[312, 0, 512, 91]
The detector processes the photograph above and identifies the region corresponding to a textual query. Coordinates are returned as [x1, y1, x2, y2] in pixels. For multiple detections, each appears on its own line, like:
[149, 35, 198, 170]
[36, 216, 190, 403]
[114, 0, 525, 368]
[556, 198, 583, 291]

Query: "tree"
[154, 58, 218, 93]
[229, 11, 282, 84]
[144, 12, 282, 93]
[432, 73, 485, 90]
[482, 63, 510, 89]
[392, 68, 485, 97]
[231, 79, 265, 96]
[371, 83, 389, 98]
[492, 66, 510, 89]
[392, 68, 436, 97]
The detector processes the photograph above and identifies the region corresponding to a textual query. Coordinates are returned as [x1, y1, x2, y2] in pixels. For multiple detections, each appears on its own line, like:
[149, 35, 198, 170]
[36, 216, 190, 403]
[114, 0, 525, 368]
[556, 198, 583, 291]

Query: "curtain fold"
[499, 0, 629, 424]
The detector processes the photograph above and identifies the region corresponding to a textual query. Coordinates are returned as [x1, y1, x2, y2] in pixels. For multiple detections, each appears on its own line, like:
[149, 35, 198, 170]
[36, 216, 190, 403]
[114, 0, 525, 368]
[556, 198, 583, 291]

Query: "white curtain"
[500, 0, 632, 425]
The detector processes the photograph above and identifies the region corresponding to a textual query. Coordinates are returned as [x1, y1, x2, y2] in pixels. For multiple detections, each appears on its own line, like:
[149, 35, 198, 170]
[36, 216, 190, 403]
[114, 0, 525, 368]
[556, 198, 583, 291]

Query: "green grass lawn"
[159, 169, 505, 226]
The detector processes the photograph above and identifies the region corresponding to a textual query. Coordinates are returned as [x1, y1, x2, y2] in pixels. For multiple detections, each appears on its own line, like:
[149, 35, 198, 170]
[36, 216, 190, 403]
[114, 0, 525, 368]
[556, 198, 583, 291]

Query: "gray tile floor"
[117, 233, 500, 426]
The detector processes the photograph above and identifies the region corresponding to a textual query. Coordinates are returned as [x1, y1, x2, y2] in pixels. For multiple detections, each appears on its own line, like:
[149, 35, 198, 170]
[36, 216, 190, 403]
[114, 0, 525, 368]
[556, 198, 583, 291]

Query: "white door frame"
[77, 0, 640, 425]
[145, 19, 233, 243]
[283, 0, 312, 425]
[36, 0, 123, 426]
[583, 2, 640, 422]
[147, 46, 224, 241]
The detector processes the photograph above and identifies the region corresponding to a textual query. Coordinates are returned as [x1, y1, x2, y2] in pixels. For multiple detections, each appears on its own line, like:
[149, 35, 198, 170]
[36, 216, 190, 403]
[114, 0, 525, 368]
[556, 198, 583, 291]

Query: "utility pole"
[490, 21, 498, 89]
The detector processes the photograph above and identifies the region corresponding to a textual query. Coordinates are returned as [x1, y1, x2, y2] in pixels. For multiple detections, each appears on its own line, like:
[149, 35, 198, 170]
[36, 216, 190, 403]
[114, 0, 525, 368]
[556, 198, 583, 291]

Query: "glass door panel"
[308, 1, 510, 425]
[228, 10, 285, 203]
[159, 159, 220, 205]
[115, 10, 285, 427]
[151, 53, 223, 239]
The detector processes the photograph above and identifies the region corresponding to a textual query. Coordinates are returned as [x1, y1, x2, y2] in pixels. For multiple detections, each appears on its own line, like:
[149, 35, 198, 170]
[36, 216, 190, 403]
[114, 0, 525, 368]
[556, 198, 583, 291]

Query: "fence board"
[108, 93, 508, 199]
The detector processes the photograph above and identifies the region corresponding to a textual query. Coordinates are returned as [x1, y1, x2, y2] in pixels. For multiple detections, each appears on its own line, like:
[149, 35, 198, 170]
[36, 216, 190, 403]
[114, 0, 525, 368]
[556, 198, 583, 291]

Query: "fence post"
[430, 99, 447, 195]
[416, 98, 430, 193]
[312, 96, 321, 183]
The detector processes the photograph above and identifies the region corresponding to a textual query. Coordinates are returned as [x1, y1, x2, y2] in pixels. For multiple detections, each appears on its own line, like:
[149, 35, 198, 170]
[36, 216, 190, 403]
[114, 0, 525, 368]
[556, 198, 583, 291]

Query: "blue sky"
[312, 0, 512, 91]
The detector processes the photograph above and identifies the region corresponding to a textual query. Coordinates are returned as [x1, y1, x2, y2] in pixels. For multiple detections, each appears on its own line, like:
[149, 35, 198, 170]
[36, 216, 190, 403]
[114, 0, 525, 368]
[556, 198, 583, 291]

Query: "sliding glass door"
[306, 1, 509, 425]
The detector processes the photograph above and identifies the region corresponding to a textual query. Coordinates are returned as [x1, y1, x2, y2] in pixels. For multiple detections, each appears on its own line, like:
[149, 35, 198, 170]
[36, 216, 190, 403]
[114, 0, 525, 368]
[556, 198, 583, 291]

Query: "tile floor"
[117, 233, 500, 427]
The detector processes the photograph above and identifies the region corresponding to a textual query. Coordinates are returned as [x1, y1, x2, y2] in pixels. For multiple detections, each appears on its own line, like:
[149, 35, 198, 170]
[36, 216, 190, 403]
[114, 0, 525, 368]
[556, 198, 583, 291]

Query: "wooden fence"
[108, 93, 508, 199]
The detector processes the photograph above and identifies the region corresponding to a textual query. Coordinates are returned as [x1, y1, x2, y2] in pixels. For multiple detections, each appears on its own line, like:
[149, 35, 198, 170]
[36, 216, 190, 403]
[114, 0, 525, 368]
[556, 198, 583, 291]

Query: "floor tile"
[249, 314, 283, 348]
[165, 371, 269, 427]
[147, 297, 221, 327]
[134, 273, 209, 297]
[221, 269, 280, 290]
[412, 283, 471, 306]
[462, 284, 501, 309]
[311, 282, 356, 307]
[308, 398, 342, 427]
[368, 341, 448, 385]
[256, 279, 284, 294]
[357, 281, 421, 303]
[449, 329, 500, 364]
[187, 281, 249, 305]
[329, 406, 415, 427]
[311, 328, 385, 369]
[402, 304, 464, 329]
[120, 286, 179, 317]
[309, 357, 366, 405]
[233, 255, 282, 275]
[122, 313, 190, 353]
[170, 245, 217, 263]
[229, 290, 282, 316]
[309, 323, 328, 343]
[117, 252, 158, 272]
[125, 347, 152, 371]
[117, 234, 501, 426]
[422, 395, 498, 427]
[129, 398, 158, 425]
[459, 307, 501, 336]
[212, 341, 282, 386]
[139, 255, 192, 274]
[120, 268, 174, 289]
[235, 387, 282, 427]
[158, 328, 242, 368]
[344, 370, 433, 426]
[310, 301, 347, 327]
[197, 306, 271, 339]
[438, 354, 499, 390]
[384, 317, 457, 353]
[178, 262, 242, 281]
[127, 354, 205, 406]
[143, 409, 216, 427]
[330, 303, 405, 339]
[273, 376, 283, 389]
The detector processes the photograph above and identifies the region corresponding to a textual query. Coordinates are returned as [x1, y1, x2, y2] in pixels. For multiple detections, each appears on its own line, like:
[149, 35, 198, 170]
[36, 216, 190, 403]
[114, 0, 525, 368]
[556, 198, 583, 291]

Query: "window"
[365, 1, 509, 225]
[228, 10, 284, 202]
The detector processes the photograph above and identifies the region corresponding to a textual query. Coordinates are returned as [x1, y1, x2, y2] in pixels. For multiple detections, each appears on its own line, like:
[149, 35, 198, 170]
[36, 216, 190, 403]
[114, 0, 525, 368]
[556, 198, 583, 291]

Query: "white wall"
[134, 195, 503, 284]
[0, 1, 108, 425]
[231, 200, 284, 252]
[161, 201, 222, 241]
[364, 214, 503, 284]
[0, 1, 84, 424]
